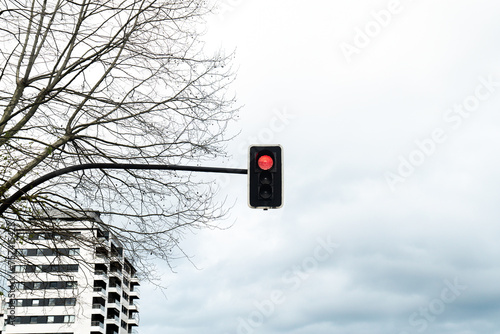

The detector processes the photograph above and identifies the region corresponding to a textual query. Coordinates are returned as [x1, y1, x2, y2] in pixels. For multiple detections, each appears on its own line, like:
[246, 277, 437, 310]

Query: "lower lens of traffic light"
[259, 184, 272, 199]
[259, 171, 272, 185]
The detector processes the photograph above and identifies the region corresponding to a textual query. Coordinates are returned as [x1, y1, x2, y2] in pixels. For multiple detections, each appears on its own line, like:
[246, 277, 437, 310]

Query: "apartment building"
[4, 211, 139, 334]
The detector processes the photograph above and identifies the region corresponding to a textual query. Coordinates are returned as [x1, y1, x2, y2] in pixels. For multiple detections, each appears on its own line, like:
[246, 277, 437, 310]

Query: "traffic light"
[248, 145, 283, 209]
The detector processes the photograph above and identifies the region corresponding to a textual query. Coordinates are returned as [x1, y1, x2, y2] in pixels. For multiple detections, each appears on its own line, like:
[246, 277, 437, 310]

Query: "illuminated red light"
[258, 155, 274, 170]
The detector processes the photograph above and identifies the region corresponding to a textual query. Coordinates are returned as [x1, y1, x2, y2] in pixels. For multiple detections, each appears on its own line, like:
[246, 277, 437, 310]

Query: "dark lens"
[260, 171, 272, 185]
[259, 185, 272, 199]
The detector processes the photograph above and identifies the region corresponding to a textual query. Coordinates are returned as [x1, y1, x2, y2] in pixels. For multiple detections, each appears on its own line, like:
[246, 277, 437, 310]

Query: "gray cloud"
[139, 1, 500, 333]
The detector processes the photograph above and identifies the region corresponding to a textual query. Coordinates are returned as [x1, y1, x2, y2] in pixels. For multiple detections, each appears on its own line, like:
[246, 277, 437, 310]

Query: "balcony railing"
[128, 317, 139, 326]
[110, 255, 122, 262]
[107, 314, 120, 322]
[94, 270, 107, 277]
[109, 284, 122, 293]
[92, 303, 105, 312]
[109, 270, 122, 278]
[91, 320, 104, 328]
[129, 290, 140, 299]
[95, 253, 108, 262]
[108, 300, 121, 308]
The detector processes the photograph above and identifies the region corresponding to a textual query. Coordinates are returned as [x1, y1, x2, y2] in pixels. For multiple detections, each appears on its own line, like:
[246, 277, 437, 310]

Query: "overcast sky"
[139, 1, 500, 333]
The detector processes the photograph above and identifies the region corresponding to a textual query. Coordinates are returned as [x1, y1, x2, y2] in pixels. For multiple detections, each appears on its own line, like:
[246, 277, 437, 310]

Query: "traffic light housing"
[248, 145, 283, 209]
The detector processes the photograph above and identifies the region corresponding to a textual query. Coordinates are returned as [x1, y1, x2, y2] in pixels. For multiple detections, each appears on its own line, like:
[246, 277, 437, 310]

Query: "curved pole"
[0, 163, 247, 215]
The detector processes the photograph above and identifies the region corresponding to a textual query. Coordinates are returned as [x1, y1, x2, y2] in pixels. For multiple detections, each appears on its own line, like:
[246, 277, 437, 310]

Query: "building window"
[64, 315, 75, 323]
[11, 298, 78, 308]
[68, 248, 79, 256]
[12, 264, 79, 273]
[13, 265, 25, 273]
[14, 281, 78, 290]
[66, 281, 77, 288]
[65, 298, 76, 306]
[19, 231, 81, 241]
[12, 315, 76, 324]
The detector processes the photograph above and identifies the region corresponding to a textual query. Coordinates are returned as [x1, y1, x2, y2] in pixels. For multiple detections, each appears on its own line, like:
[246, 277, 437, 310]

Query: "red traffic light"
[257, 155, 274, 170]
[249, 145, 283, 209]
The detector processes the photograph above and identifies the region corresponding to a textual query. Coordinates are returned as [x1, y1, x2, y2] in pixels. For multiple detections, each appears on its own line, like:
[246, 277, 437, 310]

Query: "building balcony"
[108, 285, 122, 294]
[106, 314, 120, 325]
[92, 303, 106, 314]
[94, 253, 108, 263]
[128, 289, 140, 299]
[110, 256, 122, 263]
[94, 286, 107, 293]
[93, 287, 107, 298]
[128, 317, 139, 326]
[107, 301, 121, 311]
[94, 270, 108, 279]
[128, 302, 139, 312]
[130, 276, 139, 285]
[97, 236, 109, 243]
[91, 320, 105, 330]
[109, 270, 122, 279]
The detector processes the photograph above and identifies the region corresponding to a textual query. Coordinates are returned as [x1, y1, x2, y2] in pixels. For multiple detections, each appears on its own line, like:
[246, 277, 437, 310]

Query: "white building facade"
[4, 212, 139, 334]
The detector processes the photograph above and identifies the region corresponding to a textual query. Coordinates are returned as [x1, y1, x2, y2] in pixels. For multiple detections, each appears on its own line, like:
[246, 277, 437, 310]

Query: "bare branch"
[0, 0, 239, 286]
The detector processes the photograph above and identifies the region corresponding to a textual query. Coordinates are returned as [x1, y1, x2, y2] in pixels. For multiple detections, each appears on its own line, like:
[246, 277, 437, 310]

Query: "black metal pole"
[0, 163, 247, 215]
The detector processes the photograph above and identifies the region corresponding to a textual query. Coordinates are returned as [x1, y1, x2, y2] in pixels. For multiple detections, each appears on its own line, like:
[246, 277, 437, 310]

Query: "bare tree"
[0, 0, 238, 288]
